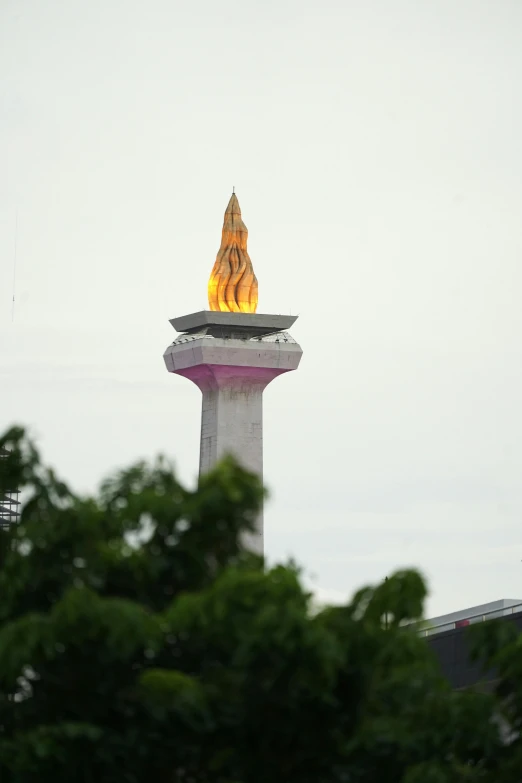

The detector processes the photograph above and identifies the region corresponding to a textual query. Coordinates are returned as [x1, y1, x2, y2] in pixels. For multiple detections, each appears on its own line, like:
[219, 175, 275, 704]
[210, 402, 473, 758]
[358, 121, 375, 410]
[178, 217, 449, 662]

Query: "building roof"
[422, 599, 522, 637]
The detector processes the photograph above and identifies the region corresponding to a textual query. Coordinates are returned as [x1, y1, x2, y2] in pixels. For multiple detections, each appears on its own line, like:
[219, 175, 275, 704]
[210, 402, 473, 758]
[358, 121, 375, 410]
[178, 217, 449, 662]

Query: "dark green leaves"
[0, 426, 519, 782]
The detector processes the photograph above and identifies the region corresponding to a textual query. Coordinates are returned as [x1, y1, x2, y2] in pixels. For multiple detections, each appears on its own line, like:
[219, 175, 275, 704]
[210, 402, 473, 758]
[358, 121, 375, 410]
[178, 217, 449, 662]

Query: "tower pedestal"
[163, 311, 302, 554]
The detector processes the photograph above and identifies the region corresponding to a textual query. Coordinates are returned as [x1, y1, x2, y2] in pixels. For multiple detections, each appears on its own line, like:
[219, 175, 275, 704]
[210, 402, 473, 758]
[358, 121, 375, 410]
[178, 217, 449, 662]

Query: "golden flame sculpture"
[208, 193, 258, 313]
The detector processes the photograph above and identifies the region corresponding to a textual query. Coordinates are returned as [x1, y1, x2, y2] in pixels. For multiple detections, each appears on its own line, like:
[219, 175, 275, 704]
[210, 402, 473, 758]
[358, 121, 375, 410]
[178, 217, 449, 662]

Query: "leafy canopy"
[0, 426, 517, 782]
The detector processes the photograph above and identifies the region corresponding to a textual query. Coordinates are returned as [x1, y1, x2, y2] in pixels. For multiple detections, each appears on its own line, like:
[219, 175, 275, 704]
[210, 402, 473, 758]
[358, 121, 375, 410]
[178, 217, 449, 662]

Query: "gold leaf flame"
[208, 194, 258, 313]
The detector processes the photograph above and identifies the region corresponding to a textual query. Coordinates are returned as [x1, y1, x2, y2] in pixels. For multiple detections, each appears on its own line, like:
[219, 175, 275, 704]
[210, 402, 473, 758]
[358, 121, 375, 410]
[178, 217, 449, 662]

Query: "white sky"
[2, 0, 522, 617]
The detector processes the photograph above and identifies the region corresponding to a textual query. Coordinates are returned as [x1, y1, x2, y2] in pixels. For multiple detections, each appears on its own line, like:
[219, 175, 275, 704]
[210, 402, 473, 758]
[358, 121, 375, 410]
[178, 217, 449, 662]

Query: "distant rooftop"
[420, 599, 522, 637]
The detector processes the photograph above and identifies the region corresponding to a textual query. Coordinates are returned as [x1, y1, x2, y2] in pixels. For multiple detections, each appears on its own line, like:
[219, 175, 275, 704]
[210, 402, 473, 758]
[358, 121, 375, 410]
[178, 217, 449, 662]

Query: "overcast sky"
[2, 0, 522, 617]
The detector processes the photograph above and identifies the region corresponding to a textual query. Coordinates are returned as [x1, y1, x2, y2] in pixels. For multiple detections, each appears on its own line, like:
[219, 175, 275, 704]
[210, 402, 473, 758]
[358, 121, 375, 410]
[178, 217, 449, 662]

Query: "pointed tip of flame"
[225, 192, 241, 215]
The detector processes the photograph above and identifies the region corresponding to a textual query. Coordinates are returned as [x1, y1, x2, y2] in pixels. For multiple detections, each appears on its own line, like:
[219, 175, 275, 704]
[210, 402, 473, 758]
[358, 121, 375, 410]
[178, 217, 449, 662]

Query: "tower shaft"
[164, 315, 302, 554]
[199, 371, 267, 477]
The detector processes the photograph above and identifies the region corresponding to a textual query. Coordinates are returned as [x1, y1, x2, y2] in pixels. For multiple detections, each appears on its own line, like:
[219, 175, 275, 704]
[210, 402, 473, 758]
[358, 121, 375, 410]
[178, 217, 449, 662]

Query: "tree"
[0, 426, 508, 782]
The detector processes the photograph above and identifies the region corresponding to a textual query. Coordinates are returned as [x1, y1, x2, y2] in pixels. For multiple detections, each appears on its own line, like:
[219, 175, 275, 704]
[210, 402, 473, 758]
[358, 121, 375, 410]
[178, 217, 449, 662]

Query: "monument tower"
[164, 193, 302, 554]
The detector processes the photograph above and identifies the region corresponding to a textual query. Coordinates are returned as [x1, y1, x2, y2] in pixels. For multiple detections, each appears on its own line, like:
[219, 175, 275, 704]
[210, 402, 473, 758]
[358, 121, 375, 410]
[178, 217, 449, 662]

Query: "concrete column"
[164, 312, 302, 555]
[198, 372, 267, 478]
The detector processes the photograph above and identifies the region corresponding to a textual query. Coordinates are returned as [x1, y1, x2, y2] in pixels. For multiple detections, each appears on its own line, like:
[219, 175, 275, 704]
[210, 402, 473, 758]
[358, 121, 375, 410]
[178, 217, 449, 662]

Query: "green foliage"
[0, 425, 518, 782]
